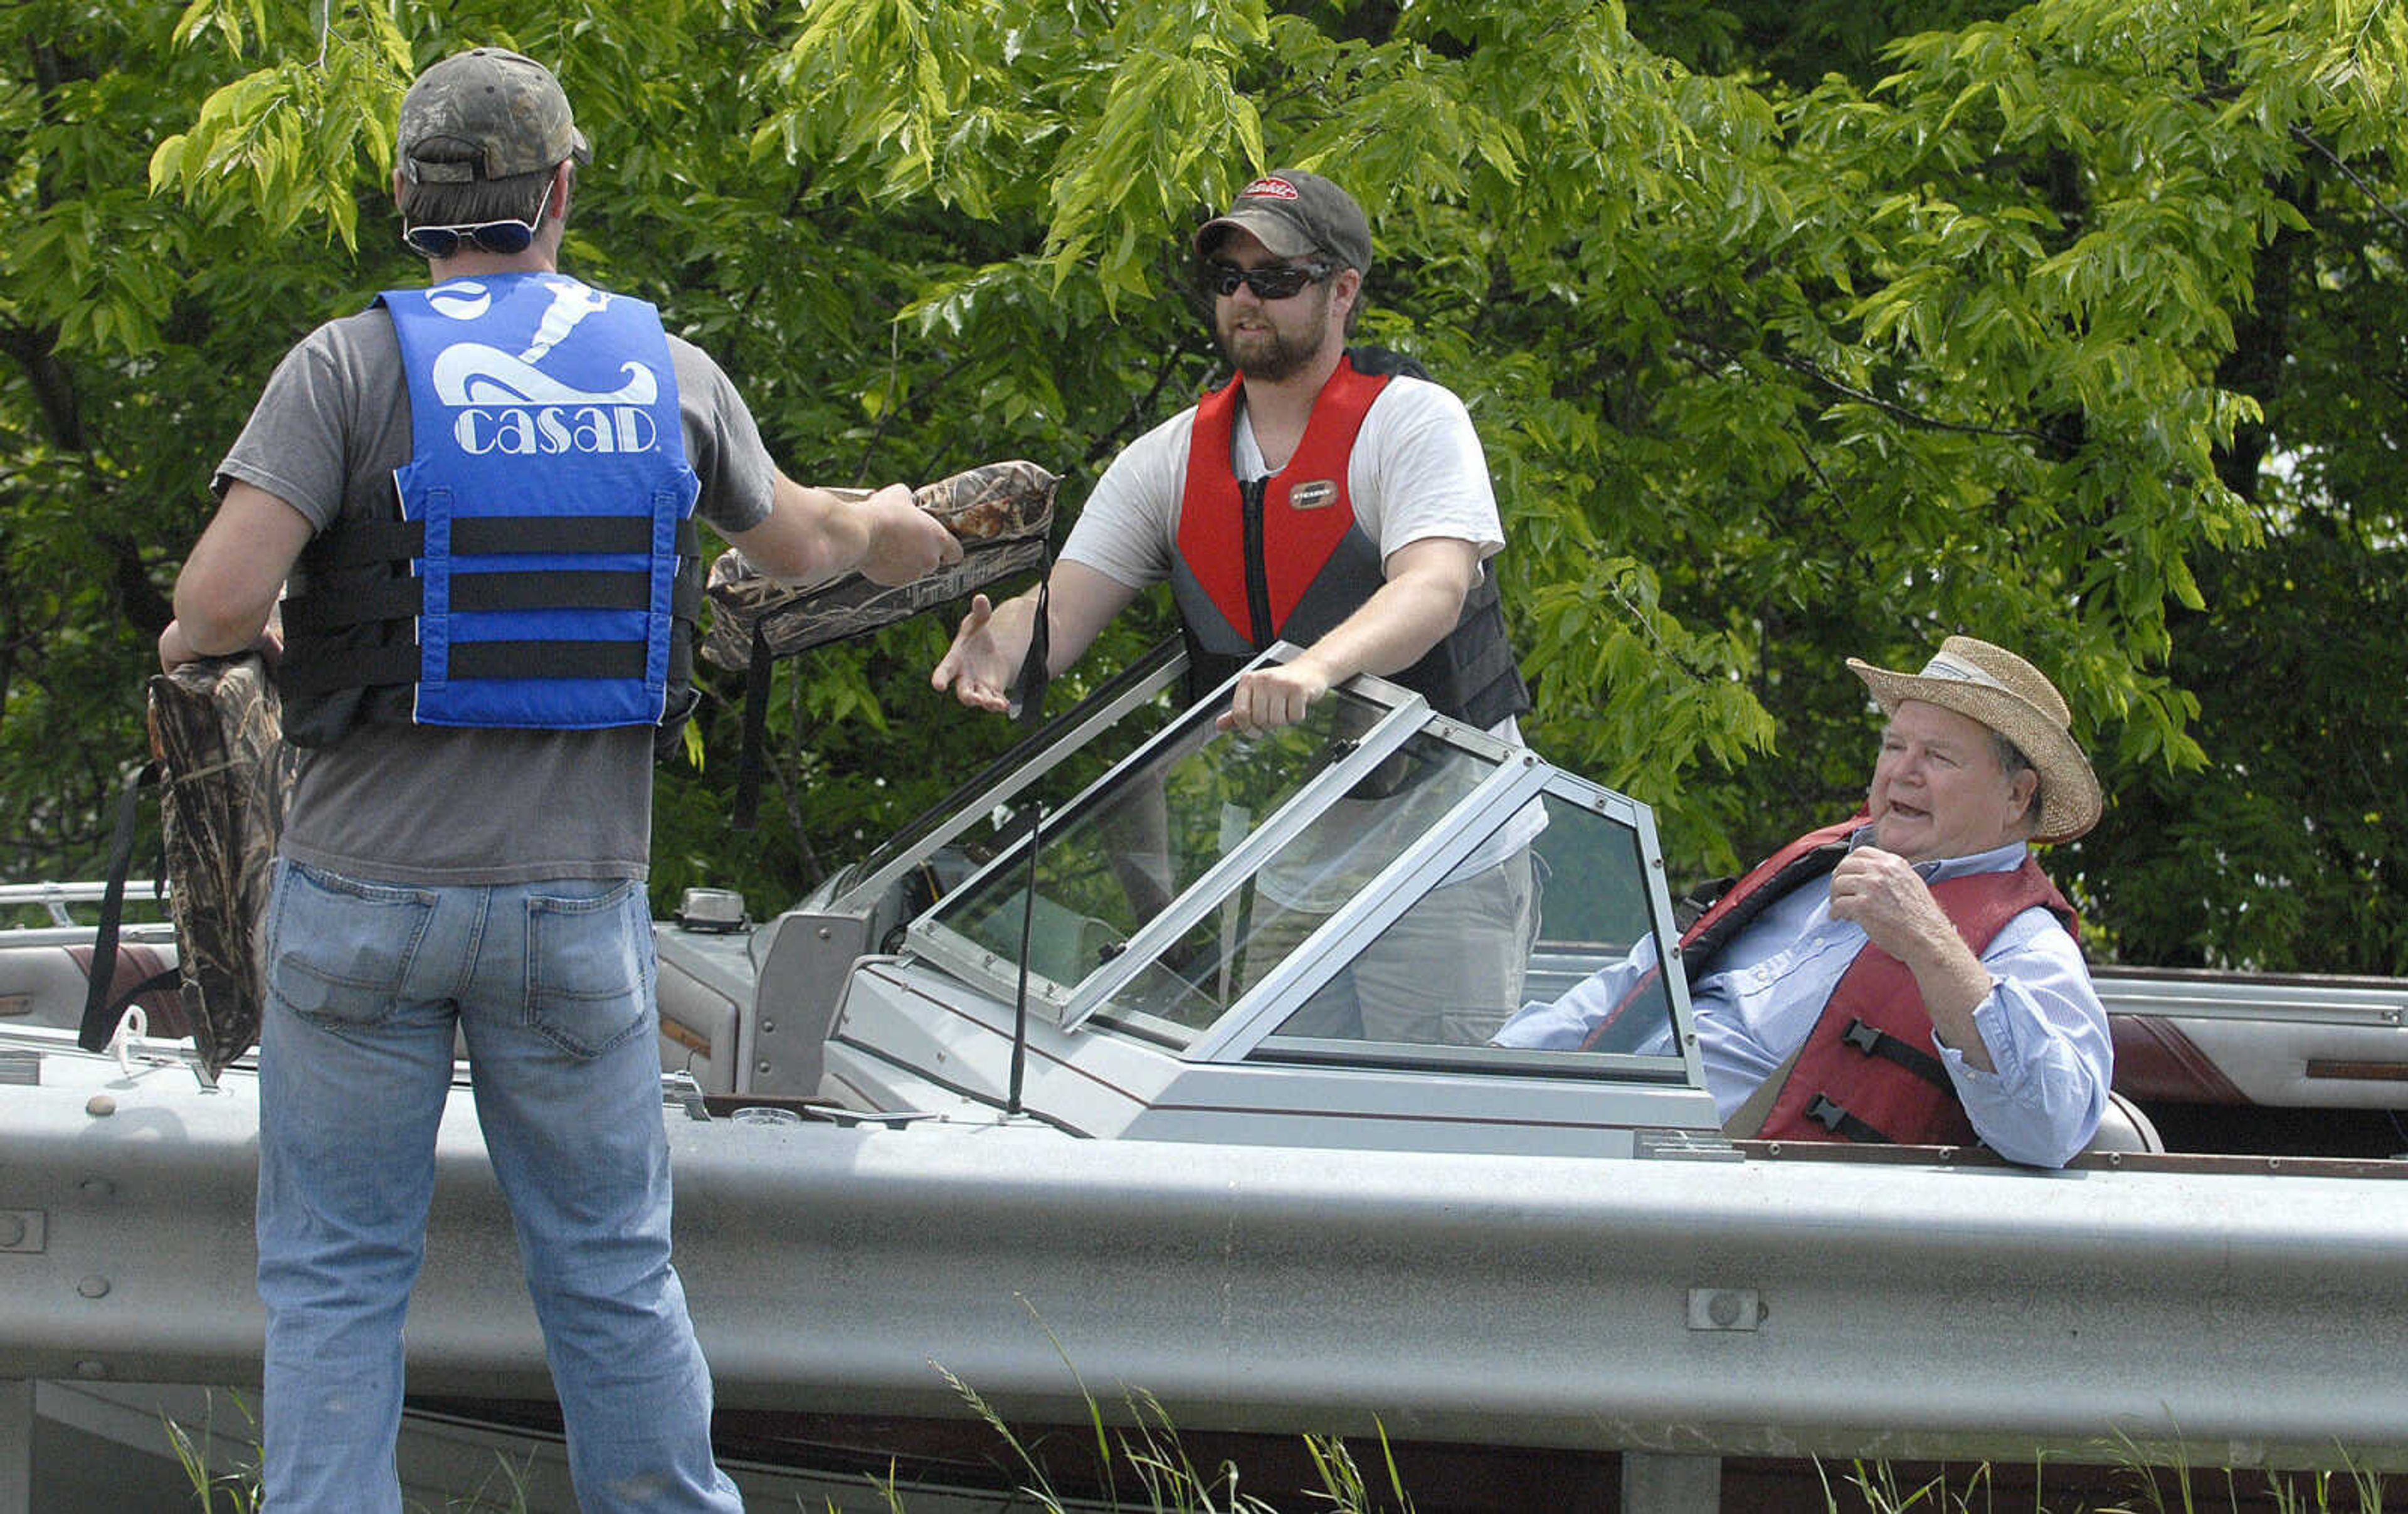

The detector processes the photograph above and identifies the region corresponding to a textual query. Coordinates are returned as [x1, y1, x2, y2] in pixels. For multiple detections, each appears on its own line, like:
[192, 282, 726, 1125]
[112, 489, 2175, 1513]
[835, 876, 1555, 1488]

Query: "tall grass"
[161, 1379, 2390, 1514]
[919, 1357, 1415, 1514]
[1810, 1438, 2390, 1514]
[162, 1389, 261, 1513]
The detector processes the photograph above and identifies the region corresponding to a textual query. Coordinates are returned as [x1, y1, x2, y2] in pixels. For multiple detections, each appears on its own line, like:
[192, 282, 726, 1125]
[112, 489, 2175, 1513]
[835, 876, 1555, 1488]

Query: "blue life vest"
[277, 273, 703, 746]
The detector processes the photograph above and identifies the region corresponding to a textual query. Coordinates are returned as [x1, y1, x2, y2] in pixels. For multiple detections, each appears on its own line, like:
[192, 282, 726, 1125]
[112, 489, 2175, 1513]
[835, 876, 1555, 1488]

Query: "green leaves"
[7, 0, 2408, 968]
[148, 11, 409, 250]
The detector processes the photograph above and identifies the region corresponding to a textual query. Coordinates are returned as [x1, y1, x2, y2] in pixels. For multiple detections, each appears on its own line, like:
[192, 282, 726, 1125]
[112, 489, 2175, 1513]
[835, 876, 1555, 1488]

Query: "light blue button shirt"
[1494, 830, 2111, 1167]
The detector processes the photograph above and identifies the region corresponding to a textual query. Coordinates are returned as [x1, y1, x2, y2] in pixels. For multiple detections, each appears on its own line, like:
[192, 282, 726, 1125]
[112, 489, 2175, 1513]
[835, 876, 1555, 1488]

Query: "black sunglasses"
[401, 181, 554, 260]
[1200, 260, 1333, 300]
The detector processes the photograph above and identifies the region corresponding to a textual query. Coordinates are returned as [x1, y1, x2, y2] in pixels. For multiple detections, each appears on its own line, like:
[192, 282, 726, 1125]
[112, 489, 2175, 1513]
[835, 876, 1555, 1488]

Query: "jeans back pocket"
[525, 882, 655, 1059]
[268, 862, 437, 1030]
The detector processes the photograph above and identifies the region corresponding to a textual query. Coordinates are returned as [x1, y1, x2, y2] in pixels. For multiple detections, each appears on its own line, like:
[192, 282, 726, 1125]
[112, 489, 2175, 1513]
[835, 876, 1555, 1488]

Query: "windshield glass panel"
[1250, 786, 1684, 1066]
[1105, 721, 1497, 1041]
[927, 687, 1501, 1045]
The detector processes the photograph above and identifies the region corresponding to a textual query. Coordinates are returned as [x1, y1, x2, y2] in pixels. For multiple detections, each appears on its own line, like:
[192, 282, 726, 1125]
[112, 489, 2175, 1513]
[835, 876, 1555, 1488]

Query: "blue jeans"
[256, 860, 739, 1512]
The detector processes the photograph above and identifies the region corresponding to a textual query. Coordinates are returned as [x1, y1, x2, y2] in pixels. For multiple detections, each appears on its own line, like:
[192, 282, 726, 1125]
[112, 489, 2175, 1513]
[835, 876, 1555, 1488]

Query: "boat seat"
[2083, 1089, 2165, 1155]
[0, 941, 187, 1038]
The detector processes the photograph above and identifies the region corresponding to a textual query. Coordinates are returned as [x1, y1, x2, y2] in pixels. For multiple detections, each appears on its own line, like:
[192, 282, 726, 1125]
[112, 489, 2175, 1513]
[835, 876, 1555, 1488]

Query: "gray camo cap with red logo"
[1194, 170, 1373, 274]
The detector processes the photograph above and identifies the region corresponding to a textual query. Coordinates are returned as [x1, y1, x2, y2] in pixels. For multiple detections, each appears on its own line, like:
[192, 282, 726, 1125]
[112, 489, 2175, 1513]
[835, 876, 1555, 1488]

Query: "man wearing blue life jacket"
[157, 47, 960, 1512]
[932, 170, 1538, 1047]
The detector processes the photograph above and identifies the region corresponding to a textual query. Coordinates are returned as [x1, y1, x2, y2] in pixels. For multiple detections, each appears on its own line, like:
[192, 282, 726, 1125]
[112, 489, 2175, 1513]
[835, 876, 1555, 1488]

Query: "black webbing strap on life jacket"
[1800, 1093, 1897, 1145]
[1682, 841, 1850, 979]
[279, 517, 704, 696]
[78, 760, 179, 1051]
[295, 514, 699, 569]
[1346, 345, 1434, 382]
[1839, 1014, 1954, 1090]
[1579, 840, 1852, 1055]
[1793, 1020, 1958, 1145]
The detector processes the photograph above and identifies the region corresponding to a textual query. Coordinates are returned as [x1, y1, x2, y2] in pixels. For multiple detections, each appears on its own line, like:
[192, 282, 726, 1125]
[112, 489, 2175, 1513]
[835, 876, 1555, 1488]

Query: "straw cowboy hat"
[1846, 636, 2103, 844]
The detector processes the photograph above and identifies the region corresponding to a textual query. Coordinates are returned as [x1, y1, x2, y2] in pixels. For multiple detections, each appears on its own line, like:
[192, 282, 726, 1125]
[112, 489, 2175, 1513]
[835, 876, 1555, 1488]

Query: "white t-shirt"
[1061, 373, 1507, 594]
[1064, 372, 1538, 903]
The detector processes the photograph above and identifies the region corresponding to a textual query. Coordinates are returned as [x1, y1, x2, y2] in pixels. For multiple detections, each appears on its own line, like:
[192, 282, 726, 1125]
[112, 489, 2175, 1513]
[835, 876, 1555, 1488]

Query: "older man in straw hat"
[1495, 636, 2110, 1168]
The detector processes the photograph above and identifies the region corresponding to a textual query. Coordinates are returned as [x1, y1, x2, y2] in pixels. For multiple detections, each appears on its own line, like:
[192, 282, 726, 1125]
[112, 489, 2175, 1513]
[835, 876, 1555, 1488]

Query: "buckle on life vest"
[1839, 1015, 1952, 1090]
[1803, 1093, 1895, 1145]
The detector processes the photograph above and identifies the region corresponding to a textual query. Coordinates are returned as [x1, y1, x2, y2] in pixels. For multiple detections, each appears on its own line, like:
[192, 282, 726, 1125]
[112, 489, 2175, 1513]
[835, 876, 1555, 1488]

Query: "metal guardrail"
[4, 1037, 2406, 1482]
[0, 882, 176, 950]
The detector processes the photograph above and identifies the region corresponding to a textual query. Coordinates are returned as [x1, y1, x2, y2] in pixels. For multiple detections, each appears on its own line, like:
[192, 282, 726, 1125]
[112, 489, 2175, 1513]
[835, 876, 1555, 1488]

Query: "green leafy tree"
[4, 0, 2404, 973]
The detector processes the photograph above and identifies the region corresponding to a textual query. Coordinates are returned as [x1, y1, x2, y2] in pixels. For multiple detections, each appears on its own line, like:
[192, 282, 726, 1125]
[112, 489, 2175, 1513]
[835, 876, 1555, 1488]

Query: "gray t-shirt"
[214, 292, 776, 886]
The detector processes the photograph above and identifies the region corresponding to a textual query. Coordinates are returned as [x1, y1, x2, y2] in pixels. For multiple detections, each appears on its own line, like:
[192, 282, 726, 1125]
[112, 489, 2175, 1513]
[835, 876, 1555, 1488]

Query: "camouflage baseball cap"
[1194, 170, 1373, 275]
[398, 48, 590, 185]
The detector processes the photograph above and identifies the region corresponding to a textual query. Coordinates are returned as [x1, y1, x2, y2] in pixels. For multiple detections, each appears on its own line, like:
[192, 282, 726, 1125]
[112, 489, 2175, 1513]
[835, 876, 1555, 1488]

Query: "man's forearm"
[1291, 571, 1463, 688]
[1901, 936, 2002, 1073]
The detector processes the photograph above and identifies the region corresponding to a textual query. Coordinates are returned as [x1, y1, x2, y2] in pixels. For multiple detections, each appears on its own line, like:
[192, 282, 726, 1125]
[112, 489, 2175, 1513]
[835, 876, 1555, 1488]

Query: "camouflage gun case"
[701, 458, 1059, 670]
[144, 654, 295, 1078]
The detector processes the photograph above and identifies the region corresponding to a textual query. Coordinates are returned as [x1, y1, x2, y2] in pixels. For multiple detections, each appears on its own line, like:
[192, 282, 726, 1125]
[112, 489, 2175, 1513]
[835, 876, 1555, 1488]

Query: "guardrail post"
[1621, 1450, 1719, 1514]
[1, 1378, 30, 1514]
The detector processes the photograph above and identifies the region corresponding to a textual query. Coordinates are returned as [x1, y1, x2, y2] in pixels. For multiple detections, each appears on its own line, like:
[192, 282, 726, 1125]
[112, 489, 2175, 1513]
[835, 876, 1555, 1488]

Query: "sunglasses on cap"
[400, 181, 554, 260]
[1200, 259, 1334, 300]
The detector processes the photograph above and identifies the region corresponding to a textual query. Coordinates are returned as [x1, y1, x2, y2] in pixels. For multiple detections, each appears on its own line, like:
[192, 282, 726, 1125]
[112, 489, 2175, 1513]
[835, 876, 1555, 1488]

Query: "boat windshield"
[921, 683, 1489, 1027]
[912, 659, 1689, 1076]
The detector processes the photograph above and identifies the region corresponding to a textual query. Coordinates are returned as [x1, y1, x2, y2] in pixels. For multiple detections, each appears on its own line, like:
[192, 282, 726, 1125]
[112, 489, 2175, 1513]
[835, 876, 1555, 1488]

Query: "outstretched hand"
[932, 592, 1028, 713]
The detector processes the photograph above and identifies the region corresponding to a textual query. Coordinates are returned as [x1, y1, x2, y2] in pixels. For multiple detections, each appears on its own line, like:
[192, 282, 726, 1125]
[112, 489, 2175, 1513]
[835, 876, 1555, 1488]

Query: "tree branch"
[1679, 324, 2053, 444]
[2291, 126, 2408, 243]
[0, 320, 83, 451]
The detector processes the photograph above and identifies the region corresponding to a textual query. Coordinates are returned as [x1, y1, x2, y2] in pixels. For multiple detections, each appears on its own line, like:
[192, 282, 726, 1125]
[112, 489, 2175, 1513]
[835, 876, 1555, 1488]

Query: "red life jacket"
[1166, 353, 1528, 728]
[1680, 818, 2079, 1147]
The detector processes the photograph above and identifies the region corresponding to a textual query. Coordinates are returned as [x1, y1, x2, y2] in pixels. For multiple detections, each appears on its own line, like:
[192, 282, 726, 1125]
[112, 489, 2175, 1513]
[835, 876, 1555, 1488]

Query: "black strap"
[733, 623, 773, 832]
[1672, 875, 1738, 934]
[280, 638, 635, 693]
[78, 760, 163, 1052]
[445, 639, 651, 680]
[285, 561, 702, 637]
[283, 612, 700, 695]
[1802, 1093, 1896, 1145]
[1682, 842, 1850, 978]
[279, 576, 424, 633]
[450, 568, 658, 614]
[303, 517, 427, 570]
[304, 514, 700, 569]
[448, 515, 698, 558]
[1014, 555, 1052, 730]
[1346, 344, 1435, 382]
[1839, 1015, 1953, 1091]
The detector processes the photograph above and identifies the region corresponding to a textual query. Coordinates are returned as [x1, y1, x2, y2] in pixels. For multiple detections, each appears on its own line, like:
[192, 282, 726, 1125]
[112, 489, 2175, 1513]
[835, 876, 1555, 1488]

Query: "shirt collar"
[1846, 825, 2029, 882]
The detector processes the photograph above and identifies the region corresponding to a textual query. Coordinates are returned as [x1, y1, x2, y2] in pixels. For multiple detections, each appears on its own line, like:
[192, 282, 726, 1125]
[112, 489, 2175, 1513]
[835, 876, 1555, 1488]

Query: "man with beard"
[933, 171, 1537, 1046]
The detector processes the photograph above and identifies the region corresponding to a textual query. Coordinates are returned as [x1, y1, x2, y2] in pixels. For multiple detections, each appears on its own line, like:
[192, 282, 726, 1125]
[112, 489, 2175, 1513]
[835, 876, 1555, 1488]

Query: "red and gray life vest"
[1166, 351, 1529, 728]
[1637, 816, 2079, 1146]
[277, 273, 702, 751]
